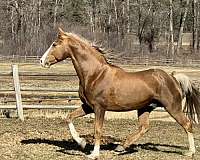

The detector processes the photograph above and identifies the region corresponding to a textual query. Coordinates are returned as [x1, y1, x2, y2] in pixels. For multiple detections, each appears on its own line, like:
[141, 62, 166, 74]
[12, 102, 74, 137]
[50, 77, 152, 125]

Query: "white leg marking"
[91, 143, 100, 156]
[68, 122, 86, 148]
[87, 142, 100, 159]
[188, 132, 195, 154]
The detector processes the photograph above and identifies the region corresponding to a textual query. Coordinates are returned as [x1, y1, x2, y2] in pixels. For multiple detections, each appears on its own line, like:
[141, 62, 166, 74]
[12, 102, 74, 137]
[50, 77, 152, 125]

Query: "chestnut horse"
[40, 28, 200, 159]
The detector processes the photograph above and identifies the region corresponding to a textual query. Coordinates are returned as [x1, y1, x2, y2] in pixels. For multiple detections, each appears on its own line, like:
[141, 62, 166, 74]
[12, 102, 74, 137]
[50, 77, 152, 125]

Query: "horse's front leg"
[66, 103, 93, 149]
[87, 107, 105, 160]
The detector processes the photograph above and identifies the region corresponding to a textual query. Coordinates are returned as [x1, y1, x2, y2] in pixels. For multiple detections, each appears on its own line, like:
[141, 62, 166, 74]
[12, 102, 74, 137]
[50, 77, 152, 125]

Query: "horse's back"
[112, 67, 182, 100]
[113, 67, 167, 83]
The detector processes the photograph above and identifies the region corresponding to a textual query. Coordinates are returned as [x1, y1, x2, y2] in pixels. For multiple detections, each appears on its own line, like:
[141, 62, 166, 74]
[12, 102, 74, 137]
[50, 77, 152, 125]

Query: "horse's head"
[40, 28, 72, 68]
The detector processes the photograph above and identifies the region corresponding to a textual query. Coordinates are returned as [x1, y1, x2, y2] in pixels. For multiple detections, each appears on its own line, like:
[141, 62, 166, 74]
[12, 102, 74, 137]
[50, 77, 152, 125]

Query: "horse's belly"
[98, 90, 153, 111]
[107, 100, 152, 111]
[90, 75, 155, 111]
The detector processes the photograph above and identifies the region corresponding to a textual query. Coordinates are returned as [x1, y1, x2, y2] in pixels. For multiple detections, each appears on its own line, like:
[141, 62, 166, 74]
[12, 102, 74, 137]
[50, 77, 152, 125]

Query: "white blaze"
[40, 44, 53, 66]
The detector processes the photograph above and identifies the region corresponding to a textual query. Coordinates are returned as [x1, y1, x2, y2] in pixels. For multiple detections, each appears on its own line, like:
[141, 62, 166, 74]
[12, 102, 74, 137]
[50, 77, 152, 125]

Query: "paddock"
[1, 62, 200, 120]
[0, 62, 200, 159]
[0, 117, 200, 160]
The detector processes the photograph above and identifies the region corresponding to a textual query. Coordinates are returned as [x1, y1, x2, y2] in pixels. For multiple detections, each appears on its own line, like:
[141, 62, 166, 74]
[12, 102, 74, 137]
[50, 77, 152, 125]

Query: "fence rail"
[0, 64, 166, 121]
[1, 55, 200, 67]
[0, 64, 80, 121]
[1, 105, 79, 110]
[1, 62, 198, 120]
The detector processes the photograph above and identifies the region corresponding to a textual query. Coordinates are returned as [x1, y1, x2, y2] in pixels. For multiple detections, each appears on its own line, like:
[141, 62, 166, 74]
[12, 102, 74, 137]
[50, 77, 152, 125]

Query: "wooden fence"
[0, 64, 80, 121]
[0, 64, 168, 121]
[1, 55, 200, 67]
[1, 63, 198, 121]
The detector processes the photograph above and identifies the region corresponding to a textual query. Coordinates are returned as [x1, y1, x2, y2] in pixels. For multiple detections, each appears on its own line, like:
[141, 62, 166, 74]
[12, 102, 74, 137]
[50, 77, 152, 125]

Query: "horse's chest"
[78, 86, 96, 106]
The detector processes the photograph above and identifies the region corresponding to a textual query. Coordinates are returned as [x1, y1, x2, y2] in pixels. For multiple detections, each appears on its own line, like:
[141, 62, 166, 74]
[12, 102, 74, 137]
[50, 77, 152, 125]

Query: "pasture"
[0, 62, 200, 159]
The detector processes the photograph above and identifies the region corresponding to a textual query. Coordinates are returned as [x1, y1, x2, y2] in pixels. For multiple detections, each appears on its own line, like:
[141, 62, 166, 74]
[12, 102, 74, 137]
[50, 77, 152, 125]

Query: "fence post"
[12, 64, 24, 121]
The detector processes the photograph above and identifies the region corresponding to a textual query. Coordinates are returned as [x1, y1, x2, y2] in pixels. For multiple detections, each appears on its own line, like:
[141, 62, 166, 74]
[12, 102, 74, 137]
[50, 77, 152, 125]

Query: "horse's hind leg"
[164, 102, 195, 156]
[115, 106, 154, 152]
[66, 103, 93, 149]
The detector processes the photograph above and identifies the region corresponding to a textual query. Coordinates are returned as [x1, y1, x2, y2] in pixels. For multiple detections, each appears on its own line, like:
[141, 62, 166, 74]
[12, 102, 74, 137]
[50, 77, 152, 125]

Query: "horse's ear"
[58, 27, 65, 34]
[58, 27, 66, 39]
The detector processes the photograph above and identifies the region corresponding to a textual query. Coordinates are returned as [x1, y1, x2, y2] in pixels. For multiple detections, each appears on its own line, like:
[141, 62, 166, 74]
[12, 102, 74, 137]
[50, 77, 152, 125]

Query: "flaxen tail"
[172, 72, 200, 124]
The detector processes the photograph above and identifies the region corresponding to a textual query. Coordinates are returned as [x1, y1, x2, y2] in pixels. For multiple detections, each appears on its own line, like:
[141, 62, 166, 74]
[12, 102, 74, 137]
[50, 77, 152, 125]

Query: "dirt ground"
[0, 117, 199, 160]
[1, 63, 200, 159]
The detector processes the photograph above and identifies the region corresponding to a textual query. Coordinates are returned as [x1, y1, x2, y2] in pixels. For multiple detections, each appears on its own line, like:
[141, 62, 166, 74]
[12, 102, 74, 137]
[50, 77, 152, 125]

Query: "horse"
[40, 28, 200, 159]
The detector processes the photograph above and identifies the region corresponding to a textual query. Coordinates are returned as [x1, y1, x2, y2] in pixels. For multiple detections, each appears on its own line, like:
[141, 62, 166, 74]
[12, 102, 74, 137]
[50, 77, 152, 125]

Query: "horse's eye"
[52, 43, 57, 47]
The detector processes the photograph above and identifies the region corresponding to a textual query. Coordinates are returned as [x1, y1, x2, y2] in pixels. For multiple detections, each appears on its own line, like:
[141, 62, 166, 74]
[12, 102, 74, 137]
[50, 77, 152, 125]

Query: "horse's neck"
[70, 47, 106, 87]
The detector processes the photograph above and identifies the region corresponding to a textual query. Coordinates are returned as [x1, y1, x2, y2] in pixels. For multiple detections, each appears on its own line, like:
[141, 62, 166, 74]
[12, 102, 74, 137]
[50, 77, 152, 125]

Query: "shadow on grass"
[21, 135, 186, 156]
[118, 143, 186, 156]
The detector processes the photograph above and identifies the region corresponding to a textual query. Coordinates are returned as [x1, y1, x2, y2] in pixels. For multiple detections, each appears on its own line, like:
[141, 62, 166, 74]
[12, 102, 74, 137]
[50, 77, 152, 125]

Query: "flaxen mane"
[66, 32, 107, 55]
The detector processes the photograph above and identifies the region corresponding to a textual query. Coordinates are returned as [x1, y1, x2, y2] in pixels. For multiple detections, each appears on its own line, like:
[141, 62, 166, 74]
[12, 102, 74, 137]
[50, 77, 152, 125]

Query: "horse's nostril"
[40, 59, 42, 64]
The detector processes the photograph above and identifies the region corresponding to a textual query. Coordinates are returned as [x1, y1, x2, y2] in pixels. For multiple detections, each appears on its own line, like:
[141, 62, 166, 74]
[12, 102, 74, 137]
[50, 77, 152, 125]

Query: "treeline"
[0, 0, 199, 58]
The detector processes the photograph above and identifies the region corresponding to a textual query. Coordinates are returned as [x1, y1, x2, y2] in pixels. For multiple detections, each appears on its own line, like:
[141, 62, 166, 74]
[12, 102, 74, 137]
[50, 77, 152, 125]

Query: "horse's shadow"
[21, 135, 119, 155]
[119, 143, 186, 156]
[21, 135, 186, 156]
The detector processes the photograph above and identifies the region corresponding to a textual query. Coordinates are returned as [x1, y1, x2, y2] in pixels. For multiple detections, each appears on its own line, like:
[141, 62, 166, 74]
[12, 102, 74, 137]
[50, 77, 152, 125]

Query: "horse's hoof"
[183, 151, 195, 157]
[115, 145, 125, 152]
[79, 138, 86, 149]
[86, 153, 99, 160]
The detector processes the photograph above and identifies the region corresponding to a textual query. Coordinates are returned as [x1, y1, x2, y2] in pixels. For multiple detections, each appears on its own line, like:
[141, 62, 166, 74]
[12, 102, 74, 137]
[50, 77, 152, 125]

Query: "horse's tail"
[172, 72, 200, 124]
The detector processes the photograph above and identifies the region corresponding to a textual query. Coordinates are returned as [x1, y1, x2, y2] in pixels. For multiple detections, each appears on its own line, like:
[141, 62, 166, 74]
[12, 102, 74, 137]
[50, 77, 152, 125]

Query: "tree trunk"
[54, 0, 58, 28]
[176, 0, 190, 55]
[127, 0, 130, 33]
[193, 0, 199, 53]
[169, 0, 175, 57]
[113, 0, 119, 35]
[89, 0, 96, 33]
[137, 0, 152, 54]
[11, 6, 15, 40]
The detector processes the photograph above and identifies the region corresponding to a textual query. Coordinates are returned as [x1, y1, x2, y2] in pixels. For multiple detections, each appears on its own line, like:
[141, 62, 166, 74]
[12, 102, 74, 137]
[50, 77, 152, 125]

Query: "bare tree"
[54, 0, 59, 28]
[176, 0, 190, 55]
[127, 0, 130, 33]
[193, 0, 199, 53]
[136, 0, 153, 53]
[169, 0, 175, 56]
[0, 0, 199, 58]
